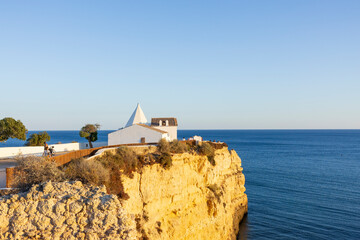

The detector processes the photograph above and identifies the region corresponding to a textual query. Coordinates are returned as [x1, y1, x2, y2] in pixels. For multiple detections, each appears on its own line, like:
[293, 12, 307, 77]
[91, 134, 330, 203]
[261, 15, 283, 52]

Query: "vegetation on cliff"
[6, 141, 246, 240]
[13, 140, 223, 198]
[64, 159, 110, 186]
[198, 142, 216, 166]
[14, 156, 64, 191]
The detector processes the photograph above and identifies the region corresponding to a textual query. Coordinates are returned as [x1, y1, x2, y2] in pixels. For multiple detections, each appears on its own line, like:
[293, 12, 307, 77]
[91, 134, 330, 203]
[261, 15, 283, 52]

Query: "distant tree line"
[0, 117, 101, 148]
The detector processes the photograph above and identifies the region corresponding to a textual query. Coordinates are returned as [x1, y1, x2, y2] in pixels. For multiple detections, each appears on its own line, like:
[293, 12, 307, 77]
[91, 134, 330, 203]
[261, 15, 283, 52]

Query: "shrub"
[14, 156, 64, 191]
[92, 152, 129, 199]
[158, 153, 172, 169]
[198, 142, 214, 156]
[198, 142, 216, 166]
[138, 153, 156, 165]
[106, 169, 129, 199]
[157, 138, 170, 153]
[169, 140, 188, 153]
[116, 147, 139, 170]
[185, 140, 197, 152]
[207, 141, 228, 150]
[64, 158, 109, 186]
[96, 147, 140, 177]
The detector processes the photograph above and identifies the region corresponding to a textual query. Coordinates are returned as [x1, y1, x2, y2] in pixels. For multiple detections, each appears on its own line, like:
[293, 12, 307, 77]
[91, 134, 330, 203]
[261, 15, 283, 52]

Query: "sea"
[1, 130, 359, 239]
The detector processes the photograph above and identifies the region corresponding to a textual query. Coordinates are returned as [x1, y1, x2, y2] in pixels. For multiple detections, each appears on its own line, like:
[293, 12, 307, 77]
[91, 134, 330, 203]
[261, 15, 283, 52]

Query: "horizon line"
[27, 128, 360, 131]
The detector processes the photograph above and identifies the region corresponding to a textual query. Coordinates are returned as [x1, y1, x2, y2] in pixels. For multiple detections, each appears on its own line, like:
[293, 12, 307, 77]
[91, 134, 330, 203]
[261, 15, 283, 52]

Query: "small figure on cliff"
[49, 146, 55, 157]
[43, 142, 49, 156]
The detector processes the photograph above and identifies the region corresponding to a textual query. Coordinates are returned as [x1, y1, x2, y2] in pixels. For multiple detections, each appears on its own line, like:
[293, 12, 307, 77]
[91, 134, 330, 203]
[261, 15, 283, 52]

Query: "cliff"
[0, 181, 136, 240]
[120, 147, 247, 240]
[0, 145, 247, 240]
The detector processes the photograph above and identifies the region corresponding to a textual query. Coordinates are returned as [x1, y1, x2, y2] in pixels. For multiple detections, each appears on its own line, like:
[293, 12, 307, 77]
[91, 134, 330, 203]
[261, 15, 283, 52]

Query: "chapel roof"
[125, 103, 148, 128]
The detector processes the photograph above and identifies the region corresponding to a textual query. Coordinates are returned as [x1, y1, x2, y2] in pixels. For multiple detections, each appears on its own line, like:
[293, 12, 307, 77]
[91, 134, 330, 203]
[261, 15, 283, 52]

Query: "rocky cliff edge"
[120, 146, 248, 240]
[0, 146, 247, 240]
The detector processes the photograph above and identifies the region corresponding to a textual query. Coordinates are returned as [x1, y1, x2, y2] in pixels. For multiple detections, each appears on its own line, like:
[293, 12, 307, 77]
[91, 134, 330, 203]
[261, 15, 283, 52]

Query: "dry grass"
[157, 138, 170, 154]
[12, 141, 224, 198]
[64, 158, 109, 186]
[207, 141, 228, 149]
[96, 146, 140, 177]
[14, 156, 64, 191]
[94, 147, 141, 198]
[158, 153, 172, 169]
[169, 139, 188, 153]
[198, 142, 216, 166]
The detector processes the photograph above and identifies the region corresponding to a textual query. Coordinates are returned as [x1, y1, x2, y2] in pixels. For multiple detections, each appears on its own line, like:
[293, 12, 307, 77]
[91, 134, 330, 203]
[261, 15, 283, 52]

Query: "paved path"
[0, 159, 17, 188]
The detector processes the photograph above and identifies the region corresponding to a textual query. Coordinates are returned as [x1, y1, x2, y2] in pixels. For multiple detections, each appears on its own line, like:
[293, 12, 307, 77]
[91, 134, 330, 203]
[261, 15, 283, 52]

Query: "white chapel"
[108, 104, 178, 145]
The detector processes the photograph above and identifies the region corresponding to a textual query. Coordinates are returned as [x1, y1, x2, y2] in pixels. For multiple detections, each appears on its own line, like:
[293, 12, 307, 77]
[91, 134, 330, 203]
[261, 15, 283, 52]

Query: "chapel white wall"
[153, 126, 177, 141]
[108, 125, 166, 145]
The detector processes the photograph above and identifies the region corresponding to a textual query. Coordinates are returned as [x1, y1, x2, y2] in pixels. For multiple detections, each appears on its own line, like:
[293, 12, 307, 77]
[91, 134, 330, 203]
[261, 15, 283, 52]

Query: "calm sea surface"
[1, 130, 359, 239]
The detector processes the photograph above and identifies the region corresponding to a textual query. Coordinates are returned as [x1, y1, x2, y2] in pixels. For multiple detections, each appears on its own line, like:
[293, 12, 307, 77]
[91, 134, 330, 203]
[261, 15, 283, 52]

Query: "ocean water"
[1, 130, 359, 239]
[179, 130, 360, 240]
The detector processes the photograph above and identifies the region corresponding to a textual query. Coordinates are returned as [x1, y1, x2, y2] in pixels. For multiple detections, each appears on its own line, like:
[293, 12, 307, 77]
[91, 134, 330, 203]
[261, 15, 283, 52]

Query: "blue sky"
[0, 1, 359, 130]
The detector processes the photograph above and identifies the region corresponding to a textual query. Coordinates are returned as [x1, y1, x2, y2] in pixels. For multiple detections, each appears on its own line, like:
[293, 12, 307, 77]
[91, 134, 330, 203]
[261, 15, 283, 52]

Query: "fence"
[0, 143, 81, 159]
[5, 142, 157, 188]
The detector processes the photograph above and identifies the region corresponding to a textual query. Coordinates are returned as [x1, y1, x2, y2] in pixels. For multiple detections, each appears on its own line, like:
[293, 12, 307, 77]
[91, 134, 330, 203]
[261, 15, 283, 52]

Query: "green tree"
[79, 123, 100, 148]
[25, 131, 51, 146]
[0, 117, 28, 142]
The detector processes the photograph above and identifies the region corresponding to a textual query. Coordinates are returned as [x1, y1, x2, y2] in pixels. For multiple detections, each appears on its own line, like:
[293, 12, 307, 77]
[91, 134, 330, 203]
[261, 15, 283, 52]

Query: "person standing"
[43, 142, 49, 156]
[49, 146, 55, 157]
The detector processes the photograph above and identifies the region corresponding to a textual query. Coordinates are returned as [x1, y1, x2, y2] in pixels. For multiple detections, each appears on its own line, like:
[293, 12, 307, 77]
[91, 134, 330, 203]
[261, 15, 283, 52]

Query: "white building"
[150, 118, 178, 140]
[108, 104, 178, 145]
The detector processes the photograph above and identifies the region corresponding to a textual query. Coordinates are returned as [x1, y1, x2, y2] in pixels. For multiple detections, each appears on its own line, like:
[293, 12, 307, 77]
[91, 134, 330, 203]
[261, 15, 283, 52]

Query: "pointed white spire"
[125, 103, 148, 127]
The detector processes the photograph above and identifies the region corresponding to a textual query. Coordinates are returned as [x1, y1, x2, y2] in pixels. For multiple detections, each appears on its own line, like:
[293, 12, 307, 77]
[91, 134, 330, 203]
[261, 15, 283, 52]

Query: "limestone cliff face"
[121, 147, 247, 240]
[0, 181, 136, 240]
[0, 147, 247, 240]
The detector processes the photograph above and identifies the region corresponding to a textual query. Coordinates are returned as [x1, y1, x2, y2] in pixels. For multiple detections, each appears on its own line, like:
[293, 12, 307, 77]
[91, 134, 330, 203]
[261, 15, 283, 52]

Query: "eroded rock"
[120, 147, 248, 240]
[0, 181, 136, 240]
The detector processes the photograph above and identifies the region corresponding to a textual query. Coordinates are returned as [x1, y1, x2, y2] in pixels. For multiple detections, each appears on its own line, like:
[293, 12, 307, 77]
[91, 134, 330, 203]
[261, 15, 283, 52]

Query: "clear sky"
[1, 1, 359, 130]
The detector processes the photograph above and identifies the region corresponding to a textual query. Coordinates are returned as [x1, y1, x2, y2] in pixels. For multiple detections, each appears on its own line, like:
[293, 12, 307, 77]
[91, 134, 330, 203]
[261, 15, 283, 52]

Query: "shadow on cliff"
[237, 214, 249, 240]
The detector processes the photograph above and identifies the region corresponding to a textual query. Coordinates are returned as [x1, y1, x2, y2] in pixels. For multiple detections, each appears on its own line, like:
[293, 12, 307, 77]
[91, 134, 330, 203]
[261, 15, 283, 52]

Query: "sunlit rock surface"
[0, 146, 247, 240]
[121, 147, 248, 240]
[0, 181, 136, 240]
